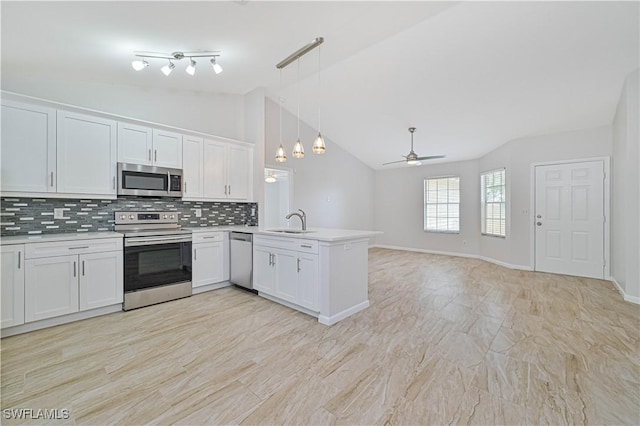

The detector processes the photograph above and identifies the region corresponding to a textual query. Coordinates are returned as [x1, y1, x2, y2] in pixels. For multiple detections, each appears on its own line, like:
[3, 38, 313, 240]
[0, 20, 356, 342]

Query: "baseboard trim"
[371, 244, 532, 271]
[609, 276, 640, 305]
[318, 300, 370, 326]
[192, 281, 232, 294]
[1, 304, 122, 338]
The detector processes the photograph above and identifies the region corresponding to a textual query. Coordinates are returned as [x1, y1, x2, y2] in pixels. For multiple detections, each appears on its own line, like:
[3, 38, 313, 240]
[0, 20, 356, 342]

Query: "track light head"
[131, 59, 149, 71]
[210, 57, 223, 74]
[186, 58, 196, 76]
[161, 61, 175, 76]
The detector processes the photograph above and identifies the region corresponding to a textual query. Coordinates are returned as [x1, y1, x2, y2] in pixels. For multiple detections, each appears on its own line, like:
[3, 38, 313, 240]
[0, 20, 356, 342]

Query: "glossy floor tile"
[1, 248, 638, 425]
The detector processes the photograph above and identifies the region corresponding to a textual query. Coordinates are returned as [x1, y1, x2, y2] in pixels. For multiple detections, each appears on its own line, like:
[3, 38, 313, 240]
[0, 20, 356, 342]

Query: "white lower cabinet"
[21, 238, 123, 323]
[253, 237, 319, 311]
[25, 255, 79, 322]
[192, 232, 229, 288]
[1, 245, 25, 328]
[79, 251, 123, 311]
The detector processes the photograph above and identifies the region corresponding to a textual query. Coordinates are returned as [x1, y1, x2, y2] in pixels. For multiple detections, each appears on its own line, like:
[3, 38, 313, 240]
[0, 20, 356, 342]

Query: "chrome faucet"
[286, 209, 307, 231]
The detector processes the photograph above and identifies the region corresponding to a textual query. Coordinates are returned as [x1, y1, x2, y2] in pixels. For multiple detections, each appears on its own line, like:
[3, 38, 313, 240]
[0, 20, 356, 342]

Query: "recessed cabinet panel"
[117, 122, 153, 166]
[297, 253, 319, 311]
[227, 145, 251, 200]
[152, 129, 182, 169]
[273, 249, 298, 304]
[57, 111, 117, 195]
[182, 136, 204, 198]
[253, 245, 276, 294]
[1, 100, 56, 192]
[203, 139, 227, 199]
[1, 245, 25, 328]
[193, 242, 225, 287]
[25, 255, 79, 322]
[79, 251, 123, 311]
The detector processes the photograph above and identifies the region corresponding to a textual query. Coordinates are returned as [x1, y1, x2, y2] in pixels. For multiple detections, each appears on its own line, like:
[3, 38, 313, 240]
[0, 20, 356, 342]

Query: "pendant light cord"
[318, 45, 321, 132]
[297, 58, 301, 139]
[279, 69, 283, 144]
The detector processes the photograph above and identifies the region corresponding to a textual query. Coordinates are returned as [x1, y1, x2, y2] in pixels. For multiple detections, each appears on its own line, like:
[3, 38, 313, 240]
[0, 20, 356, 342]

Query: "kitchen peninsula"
[192, 226, 380, 325]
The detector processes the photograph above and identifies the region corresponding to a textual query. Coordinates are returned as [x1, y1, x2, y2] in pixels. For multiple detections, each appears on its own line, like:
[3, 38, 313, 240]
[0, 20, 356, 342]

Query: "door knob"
[536, 222, 542, 226]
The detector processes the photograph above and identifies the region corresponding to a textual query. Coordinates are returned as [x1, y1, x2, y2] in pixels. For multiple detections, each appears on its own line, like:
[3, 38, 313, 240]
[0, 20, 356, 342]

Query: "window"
[424, 176, 460, 233]
[481, 168, 506, 237]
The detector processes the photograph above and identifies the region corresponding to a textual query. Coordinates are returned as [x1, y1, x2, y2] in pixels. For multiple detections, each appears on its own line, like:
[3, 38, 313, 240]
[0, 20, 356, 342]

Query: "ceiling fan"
[382, 127, 445, 166]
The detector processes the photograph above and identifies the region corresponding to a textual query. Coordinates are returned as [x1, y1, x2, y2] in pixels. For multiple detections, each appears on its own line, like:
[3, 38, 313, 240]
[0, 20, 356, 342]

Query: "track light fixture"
[186, 58, 196, 76]
[131, 51, 222, 76]
[210, 57, 223, 74]
[161, 60, 175, 76]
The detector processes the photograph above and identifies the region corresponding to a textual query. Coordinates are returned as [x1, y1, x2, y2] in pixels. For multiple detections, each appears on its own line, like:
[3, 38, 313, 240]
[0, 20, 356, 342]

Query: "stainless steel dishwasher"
[230, 232, 253, 290]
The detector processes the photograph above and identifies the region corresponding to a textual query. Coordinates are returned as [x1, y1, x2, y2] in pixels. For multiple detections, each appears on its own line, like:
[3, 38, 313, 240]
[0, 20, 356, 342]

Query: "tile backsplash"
[0, 197, 258, 236]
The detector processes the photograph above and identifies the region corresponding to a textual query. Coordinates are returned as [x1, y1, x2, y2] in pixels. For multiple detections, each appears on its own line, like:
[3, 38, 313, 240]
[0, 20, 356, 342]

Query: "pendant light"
[275, 71, 287, 163]
[313, 45, 326, 154]
[292, 58, 305, 159]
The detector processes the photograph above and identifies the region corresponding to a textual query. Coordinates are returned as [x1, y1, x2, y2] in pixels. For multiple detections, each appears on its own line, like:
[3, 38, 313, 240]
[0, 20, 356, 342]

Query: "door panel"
[227, 145, 250, 200]
[1, 245, 25, 328]
[79, 251, 123, 311]
[182, 136, 204, 198]
[25, 255, 79, 322]
[535, 161, 604, 279]
[117, 122, 152, 165]
[274, 249, 297, 303]
[253, 245, 275, 294]
[193, 243, 224, 287]
[203, 139, 227, 199]
[152, 130, 182, 169]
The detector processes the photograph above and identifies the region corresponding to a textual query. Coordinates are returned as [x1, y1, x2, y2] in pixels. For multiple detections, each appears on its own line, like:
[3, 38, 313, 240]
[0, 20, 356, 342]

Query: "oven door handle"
[125, 235, 192, 247]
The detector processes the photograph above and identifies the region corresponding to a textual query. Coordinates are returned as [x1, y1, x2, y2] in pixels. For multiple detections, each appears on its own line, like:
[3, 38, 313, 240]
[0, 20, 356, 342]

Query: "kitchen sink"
[265, 229, 315, 234]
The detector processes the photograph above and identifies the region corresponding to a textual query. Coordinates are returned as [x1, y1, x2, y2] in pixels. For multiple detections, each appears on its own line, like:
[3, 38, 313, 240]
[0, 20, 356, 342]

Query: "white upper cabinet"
[57, 111, 117, 195]
[117, 122, 153, 166]
[227, 144, 252, 200]
[152, 129, 182, 169]
[201, 138, 253, 201]
[203, 139, 227, 199]
[1, 100, 56, 193]
[182, 135, 204, 198]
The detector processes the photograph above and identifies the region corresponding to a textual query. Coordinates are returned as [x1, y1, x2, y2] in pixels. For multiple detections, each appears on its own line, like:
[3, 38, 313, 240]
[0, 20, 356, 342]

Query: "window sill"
[424, 230, 460, 234]
[481, 233, 506, 239]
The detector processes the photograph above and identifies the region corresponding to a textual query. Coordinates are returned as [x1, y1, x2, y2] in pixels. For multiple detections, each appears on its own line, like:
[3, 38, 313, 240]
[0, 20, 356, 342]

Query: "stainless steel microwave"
[117, 163, 183, 197]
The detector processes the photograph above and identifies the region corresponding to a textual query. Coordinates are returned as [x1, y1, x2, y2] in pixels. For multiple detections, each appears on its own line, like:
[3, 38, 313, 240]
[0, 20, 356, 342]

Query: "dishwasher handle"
[230, 232, 253, 242]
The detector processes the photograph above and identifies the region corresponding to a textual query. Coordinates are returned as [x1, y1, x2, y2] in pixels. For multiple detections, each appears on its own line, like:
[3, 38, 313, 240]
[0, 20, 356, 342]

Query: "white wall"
[375, 160, 480, 255]
[264, 98, 375, 230]
[481, 125, 612, 268]
[2, 75, 245, 140]
[374, 125, 612, 269]
[612, 69, 640, 300]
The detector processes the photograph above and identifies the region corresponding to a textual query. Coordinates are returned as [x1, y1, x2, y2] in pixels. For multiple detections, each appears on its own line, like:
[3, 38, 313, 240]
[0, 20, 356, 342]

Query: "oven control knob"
[129, 215, 135, 220]
[163, 215, 168, 219]
[119, 214, 126, 220]
[170, 215, 175, 219]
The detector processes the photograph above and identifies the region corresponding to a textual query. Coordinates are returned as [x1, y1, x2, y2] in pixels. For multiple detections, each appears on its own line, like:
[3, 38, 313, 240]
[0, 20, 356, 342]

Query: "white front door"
[534, 160, 605, 279]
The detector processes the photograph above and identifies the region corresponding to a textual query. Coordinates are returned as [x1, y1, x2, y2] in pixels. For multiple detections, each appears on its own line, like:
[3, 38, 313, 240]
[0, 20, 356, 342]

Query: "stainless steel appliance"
[118, 163, 183, 197]
[230, 232, 253, 290]
[115, 211, 192, 310]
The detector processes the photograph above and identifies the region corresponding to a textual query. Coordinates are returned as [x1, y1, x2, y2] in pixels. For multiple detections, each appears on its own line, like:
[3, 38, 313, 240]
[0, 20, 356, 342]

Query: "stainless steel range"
[115, 211, 192, 311]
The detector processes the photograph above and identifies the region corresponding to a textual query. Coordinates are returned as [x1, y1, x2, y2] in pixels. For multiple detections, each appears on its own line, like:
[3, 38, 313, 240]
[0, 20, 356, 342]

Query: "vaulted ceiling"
[2, 1, 638, 169]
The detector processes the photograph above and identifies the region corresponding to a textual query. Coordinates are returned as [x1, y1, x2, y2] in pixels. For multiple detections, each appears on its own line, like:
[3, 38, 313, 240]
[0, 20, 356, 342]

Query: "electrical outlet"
[194, 208, 202, 218]
[54, 208, 64, 219]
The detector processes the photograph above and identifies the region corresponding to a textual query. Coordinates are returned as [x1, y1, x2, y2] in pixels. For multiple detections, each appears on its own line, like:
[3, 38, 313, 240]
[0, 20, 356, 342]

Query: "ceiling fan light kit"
[274, 37, 326, 162]
[382, 127, 446, 166]
[131, 51, 222, 76]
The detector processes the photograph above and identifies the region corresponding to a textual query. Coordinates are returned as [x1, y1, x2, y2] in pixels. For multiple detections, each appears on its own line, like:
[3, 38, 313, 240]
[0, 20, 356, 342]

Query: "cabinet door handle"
[73, 261, 77, 277]
[50, 172, 54, 187]
[148, 149, 152, 162]
[194, 248, 197, 261]
[69, 246, 89, 250]
[202, 236, 217, 239]
[224, 185, 227, 196]
[268, 253, 272, 266]
[82, 260, 85, 276]
[297, 258, 301, 273]
[113, 176, 116, 190]
[300, 244, 312, 248]
[228, 185, 231, 196]
[184, 181, 187, 194]
[154, 149, 158, 162]
[17, 251, 21, 269]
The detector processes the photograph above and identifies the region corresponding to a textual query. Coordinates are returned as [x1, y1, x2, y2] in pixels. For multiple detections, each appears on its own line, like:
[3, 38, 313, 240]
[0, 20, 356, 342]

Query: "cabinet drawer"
[192, 231, 225, 244]
[253, 235, 318, 254]
[25, 238, 122, 259]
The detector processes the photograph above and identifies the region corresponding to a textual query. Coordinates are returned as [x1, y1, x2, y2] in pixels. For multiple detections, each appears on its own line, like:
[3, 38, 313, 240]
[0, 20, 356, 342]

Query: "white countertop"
[185, 225, 381, 242]
[1, 232, 123, 245]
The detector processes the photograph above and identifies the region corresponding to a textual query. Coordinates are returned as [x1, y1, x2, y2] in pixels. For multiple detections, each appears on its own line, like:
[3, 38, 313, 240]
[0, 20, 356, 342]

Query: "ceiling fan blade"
[382, 159, 408, 165]
[416, 155, 446, 161]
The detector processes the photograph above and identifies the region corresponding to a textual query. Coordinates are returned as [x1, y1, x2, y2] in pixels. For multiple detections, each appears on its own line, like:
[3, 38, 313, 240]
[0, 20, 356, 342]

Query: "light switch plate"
[195, 208, 202, 218]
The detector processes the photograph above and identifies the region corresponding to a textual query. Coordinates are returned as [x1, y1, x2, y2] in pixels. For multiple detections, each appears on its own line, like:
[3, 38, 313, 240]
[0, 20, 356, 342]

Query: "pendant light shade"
[275, 144, 287, 162]
[292, 139, 305, 158]
[313, 133, 326, 154]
